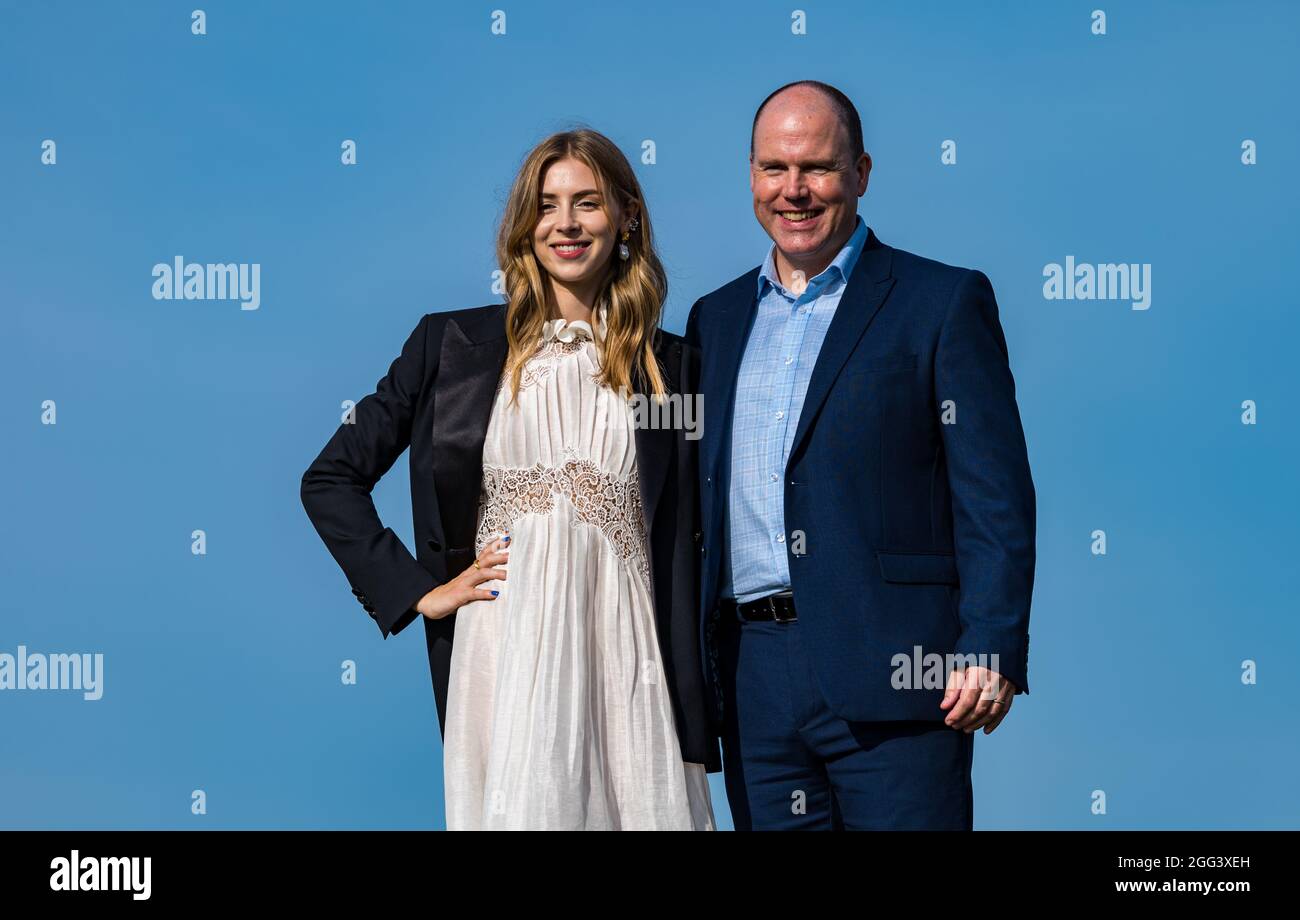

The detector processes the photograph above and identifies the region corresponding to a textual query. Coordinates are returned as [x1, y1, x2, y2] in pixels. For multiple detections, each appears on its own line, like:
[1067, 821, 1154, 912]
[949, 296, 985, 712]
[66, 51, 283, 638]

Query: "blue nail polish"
[491, 590, 499, 596]
[503, 535, 511, 542]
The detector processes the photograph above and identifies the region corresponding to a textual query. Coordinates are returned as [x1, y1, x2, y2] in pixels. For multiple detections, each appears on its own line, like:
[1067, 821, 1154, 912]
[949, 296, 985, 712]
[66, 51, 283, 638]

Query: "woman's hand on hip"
[416, 533, 509, 620]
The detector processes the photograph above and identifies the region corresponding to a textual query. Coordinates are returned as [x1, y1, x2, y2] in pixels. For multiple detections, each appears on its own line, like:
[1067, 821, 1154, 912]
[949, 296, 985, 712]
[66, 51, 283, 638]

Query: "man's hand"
[939, 666, 1016, 735]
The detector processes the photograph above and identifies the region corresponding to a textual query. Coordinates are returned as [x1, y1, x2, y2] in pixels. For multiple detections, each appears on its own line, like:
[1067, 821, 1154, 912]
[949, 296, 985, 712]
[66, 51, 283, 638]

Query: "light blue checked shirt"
[722, 216, 869, 603]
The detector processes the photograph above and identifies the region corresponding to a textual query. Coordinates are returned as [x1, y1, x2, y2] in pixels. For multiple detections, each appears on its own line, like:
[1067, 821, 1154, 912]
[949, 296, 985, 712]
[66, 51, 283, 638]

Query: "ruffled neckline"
[542, 305, 607, 345]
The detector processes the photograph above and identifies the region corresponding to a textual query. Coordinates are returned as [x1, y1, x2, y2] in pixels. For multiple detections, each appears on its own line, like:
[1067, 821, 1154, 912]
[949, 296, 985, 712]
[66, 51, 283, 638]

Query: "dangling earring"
[618, 216, 640, 261]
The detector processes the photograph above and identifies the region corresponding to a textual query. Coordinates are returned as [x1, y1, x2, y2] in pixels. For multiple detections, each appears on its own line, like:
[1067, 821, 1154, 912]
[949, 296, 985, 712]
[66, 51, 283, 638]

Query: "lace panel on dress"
[475, 459, 651, 590]
[496, 340, 593, 394]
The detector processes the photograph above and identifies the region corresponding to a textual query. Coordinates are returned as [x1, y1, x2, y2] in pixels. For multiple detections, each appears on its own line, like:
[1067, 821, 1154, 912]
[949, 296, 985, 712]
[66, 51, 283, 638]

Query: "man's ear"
[857, 152, 872, 196]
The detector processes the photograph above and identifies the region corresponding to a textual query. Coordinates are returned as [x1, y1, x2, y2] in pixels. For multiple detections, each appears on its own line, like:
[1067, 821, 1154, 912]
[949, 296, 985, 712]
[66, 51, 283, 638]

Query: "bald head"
[750, 81, 864, 163]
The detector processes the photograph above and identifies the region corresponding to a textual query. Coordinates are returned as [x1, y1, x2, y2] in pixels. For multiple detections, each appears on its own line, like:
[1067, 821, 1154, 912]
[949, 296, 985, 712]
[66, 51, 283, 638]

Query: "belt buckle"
[771, 593, 795, 623]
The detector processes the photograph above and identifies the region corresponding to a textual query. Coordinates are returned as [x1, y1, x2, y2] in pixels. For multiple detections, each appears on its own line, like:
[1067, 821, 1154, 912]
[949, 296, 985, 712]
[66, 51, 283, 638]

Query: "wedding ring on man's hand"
[473, 560, 481, 570]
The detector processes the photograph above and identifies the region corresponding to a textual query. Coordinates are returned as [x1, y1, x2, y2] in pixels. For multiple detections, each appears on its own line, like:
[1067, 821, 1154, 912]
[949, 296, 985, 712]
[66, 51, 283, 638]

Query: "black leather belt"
[720, 591, 797, 623]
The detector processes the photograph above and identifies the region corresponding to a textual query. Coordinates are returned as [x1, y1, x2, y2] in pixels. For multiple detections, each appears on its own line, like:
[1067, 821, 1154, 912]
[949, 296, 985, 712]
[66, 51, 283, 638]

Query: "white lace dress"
[442, 313, 716, 830]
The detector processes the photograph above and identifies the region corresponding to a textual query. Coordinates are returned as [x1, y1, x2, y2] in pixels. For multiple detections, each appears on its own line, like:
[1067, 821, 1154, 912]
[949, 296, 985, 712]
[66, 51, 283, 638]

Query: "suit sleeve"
[935, 270, 1036, 694]
[300, 313, 440, 640]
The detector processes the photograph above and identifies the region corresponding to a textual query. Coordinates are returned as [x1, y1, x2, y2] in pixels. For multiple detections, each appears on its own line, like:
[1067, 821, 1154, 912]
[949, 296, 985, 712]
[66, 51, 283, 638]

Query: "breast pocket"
[834, 353, 919, 403]
[858, 353, 918, 374]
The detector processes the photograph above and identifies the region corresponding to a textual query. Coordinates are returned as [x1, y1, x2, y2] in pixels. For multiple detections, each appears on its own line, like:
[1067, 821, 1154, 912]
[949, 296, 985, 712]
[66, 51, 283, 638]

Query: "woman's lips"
[550, 241, 592, 260]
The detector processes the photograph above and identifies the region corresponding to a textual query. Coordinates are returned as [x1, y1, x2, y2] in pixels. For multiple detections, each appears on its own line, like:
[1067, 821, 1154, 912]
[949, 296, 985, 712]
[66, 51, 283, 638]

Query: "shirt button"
[784, 356, 794, 365]
[769, 473, 778, 482]
[799, 307, 809, 315]
[775, 410, 785, 420]
[776, 533, 786, 543]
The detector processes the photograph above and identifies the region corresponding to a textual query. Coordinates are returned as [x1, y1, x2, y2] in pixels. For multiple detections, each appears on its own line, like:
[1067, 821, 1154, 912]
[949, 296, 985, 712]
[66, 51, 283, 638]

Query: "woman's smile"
[550, 240, 592, 260]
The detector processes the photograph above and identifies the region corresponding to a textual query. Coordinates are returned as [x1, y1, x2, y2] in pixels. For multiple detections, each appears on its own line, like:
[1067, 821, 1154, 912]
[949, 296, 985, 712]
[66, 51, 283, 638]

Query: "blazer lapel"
[786, 230, 895, 464]
[431, 307, 508, 550]
[701, 267, 762, 481]
[631, 336, 675, 538]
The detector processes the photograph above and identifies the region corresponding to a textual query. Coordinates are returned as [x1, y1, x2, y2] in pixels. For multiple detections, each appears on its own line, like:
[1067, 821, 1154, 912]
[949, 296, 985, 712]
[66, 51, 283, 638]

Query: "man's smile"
[775, 207, 824, 227]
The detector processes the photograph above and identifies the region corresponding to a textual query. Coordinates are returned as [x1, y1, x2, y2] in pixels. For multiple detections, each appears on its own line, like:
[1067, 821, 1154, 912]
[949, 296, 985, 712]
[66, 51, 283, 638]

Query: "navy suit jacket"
[686, 227, 1036, 726]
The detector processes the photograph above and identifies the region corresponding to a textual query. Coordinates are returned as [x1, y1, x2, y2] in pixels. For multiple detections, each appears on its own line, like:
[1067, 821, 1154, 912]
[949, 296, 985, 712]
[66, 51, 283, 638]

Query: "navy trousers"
[717, 610, 974, 830]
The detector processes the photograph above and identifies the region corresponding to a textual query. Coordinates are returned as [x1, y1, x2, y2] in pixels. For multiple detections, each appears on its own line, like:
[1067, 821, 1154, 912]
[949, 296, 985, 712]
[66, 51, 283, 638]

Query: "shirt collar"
[542, 303, 607, 345]
[757, 215, 869, 300]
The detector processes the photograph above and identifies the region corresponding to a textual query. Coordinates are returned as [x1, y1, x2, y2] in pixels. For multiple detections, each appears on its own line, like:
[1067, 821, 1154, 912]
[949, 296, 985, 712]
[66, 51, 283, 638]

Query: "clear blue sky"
[2, 0, 1297, 829]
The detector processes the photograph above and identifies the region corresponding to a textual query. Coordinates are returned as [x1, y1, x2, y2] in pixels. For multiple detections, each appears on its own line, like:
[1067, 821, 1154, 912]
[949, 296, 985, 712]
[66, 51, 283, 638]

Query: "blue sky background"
[2, 1, 1297, 829]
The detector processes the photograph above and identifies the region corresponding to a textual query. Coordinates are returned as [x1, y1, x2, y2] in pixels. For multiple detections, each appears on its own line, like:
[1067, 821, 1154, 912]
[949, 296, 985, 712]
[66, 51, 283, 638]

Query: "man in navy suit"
[685, 81, 1036, 830]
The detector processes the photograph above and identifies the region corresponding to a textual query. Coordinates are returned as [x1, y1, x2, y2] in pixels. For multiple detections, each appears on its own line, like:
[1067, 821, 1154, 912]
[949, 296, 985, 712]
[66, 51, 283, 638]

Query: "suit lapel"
[701, 268, 762, 480]
[431, 307, 507, 549]
[631, 335, 675, 538]
[786, 230, 895, 464]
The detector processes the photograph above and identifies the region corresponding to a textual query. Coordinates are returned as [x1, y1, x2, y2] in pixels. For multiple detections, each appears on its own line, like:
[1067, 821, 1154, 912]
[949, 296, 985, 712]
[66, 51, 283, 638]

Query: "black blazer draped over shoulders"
[301, 303, 721, 772]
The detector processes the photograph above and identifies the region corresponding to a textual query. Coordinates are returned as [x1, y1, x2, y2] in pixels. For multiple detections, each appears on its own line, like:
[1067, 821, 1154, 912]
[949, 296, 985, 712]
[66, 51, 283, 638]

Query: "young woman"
[301, 129, 719, 830]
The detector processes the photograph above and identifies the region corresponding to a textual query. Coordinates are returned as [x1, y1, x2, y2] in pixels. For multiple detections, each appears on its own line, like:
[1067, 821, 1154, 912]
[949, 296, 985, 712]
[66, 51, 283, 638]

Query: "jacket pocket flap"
[876, 550, 959, 585]
[444, 546, 475, 572]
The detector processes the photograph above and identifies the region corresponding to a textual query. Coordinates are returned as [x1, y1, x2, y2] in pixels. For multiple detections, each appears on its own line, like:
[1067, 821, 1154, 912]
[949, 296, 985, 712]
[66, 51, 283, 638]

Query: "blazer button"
[427, 539, 442, 552]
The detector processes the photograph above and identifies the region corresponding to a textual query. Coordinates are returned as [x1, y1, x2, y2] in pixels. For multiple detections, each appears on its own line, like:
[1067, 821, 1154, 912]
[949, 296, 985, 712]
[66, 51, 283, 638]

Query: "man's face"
[750, 90, 870, 270]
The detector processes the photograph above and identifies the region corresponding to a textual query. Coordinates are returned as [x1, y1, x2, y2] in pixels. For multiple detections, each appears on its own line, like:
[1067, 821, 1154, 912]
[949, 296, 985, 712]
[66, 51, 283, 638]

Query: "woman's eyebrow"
[540, 188, 602, 199]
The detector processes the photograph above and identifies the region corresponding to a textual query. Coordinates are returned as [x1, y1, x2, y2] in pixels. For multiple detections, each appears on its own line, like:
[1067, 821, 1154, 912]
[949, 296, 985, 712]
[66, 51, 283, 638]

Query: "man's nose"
[781, 169, 808, 201]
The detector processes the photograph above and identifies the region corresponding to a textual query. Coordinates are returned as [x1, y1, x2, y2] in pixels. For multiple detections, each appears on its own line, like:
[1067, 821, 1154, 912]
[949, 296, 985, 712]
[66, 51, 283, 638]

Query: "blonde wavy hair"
[496, 129, 669, 402]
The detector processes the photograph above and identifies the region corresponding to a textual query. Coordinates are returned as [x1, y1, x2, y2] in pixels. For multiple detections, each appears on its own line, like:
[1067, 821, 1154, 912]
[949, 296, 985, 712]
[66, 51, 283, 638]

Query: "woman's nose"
[556, 206, 581, 231]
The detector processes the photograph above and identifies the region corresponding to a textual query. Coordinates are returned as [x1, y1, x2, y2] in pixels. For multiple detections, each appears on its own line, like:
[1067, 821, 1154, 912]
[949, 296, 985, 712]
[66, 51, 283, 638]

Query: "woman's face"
[533, 157, 624, 299]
